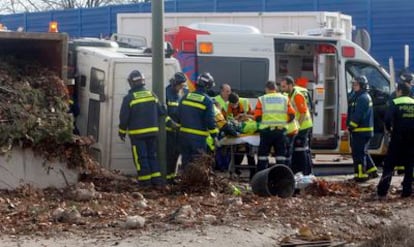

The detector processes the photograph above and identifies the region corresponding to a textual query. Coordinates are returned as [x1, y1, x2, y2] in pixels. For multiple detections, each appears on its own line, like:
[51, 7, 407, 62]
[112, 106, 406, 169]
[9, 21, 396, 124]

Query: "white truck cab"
[73, 44, 181, 174]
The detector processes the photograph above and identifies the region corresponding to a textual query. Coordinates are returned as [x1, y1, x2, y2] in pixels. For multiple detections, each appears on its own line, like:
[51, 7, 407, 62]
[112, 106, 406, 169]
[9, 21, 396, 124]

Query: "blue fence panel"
[25, 12, 52, 32]
[265, 0, 316, 11]
[52, 9, 82, 37]
[175, 0, 215, 12]
[216, 0, 262, 12]
[0, 13, 25, 31]
[80, 7, 111, 37]
[370, 0, 414, 71]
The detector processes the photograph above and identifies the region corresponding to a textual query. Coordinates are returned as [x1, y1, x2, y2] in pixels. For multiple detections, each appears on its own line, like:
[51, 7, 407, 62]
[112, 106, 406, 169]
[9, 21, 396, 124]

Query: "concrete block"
[0, 148, 79, 189]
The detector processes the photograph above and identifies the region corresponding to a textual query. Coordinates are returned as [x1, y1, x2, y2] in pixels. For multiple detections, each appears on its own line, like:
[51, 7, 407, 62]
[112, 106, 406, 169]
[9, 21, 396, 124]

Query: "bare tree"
[0, 0, 151, 14]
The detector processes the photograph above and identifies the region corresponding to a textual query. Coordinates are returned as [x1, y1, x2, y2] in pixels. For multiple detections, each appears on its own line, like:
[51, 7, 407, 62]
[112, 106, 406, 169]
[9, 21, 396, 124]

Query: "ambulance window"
[345, 62, 390, 94]
[240, 60, 269, 93]
[90, 68, 105, 94]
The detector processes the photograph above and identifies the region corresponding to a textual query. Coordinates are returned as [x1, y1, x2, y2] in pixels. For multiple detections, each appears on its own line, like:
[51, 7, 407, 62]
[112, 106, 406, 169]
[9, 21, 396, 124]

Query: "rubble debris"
[68, 182, 97, 201]
[171, 205, 197, 224]
[124, 215, 146, 229]
[0, 169, 411, 245]
[359, 224, 414, 247]
[304, 179, 362, 197]
[179, 153, 214, 191]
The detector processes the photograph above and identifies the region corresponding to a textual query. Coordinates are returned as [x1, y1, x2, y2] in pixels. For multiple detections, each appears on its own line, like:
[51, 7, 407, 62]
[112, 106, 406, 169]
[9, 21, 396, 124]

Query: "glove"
[171, 120, 180, 131]
[119, 133, 126, 142]
[214, 137, 221, 148]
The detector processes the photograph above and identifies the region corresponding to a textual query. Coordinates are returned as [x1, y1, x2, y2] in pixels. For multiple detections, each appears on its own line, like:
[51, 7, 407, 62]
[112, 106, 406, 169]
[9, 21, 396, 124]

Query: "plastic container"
[250, 165, 295, 198]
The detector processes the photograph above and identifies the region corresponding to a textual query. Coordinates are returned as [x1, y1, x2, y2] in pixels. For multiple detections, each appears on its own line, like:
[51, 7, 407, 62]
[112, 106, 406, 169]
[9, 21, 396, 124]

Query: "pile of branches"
[0, 56, 87, 167]
[178, 152, 230, 193]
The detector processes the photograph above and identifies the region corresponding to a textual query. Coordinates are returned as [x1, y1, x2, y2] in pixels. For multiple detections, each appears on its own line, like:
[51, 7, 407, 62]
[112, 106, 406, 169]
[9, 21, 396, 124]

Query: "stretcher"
[218, 134, 260, 175]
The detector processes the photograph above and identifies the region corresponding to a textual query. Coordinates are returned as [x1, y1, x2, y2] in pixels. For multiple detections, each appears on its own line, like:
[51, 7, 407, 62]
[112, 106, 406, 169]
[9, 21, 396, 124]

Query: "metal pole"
[152, 0, 167, 178]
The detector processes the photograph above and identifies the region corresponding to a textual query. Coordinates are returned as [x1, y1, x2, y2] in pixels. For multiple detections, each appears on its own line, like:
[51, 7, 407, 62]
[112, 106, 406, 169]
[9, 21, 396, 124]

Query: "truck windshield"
[345, 61, 390, 96]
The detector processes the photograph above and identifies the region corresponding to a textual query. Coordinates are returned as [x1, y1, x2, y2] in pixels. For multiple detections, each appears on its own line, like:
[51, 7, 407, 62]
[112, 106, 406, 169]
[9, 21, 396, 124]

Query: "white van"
[74, 45, 181, 175]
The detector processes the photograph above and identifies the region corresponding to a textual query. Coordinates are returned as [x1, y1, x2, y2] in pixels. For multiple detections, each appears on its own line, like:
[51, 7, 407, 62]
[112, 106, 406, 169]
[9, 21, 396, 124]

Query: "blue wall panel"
[216, 0, 262, 12]
[25, 12, 52, 32]
[265, 0, 316, 11]
[53, 10, 82, 37]
[0, 0, 413, 70]
[80, 7, 111, 37]
[175, 0, 214, 12]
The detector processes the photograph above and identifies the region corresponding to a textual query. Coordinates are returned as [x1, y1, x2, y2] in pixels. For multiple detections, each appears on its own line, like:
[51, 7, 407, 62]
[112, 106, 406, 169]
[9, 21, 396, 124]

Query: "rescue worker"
[214, 83, 232, 112]
[213, 83, 232, 171]
[347, 76, 378, 182]
[377, 82, 414, 198]
[118, 70, 167, 188]
[227, 92, 256, 178]
[165, 72, 188, 183]
[294, 77, 314, 115]
[389, 71, 413, 173]
[280, 76, 313, 175]
[177, 72, 219, 169]
[227, 92, 254, 121]
[254, 81, 296, 173]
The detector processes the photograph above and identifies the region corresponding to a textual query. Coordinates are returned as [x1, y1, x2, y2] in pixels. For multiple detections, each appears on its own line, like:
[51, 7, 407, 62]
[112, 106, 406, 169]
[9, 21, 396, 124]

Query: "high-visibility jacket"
[282, 92, 299, 136]
[119, 86, 164, 138]
[347, 90, 374, 136]
[226, 98, 252, 120]
[214, 95, 228, 111]
[257, 93, 290, 130]
[386, 96, 414, 131]
[290, 88, 313, 131]
[294, 86, 313, 112]
[178, 89, 219, 140]
[214, 104, 227, 129]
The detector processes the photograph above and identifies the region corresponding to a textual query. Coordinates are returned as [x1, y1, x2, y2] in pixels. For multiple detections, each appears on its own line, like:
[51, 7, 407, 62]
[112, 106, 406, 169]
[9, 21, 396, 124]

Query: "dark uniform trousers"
[131, 136, 163, 186]
[257, 128, 287, 172]
[291, 128, 313, 175]
[350, 133, 376, 178]
[166, 130, 180, 180]
[180, 135, 208, 169]
[377, 131, 414, 197]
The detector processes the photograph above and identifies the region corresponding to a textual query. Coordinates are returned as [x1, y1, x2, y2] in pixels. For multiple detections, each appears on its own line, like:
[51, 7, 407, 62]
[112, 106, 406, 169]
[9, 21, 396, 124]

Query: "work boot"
[352, 177, 369, 183]
[368, 171, 379, 179]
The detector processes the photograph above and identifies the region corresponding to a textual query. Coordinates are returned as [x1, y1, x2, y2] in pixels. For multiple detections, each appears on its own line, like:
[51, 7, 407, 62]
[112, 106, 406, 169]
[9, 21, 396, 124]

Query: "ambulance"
[165, 24, 392, 160]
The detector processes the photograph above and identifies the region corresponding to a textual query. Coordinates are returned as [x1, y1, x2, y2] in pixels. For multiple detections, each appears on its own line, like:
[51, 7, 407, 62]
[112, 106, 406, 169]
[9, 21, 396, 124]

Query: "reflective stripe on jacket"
[119, 86, 164, 138]
[178, 90, 219, 139]
[347, 90, 374, 135]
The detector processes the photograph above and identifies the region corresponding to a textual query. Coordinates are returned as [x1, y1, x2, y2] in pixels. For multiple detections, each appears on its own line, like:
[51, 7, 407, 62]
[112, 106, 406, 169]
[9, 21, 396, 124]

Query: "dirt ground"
[0, 172, 413, 247]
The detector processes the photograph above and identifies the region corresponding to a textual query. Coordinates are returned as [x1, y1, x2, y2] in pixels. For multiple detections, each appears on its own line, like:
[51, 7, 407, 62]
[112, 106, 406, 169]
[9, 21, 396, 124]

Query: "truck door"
[76, 51, 108, 164]
[312, 51, 338, 149]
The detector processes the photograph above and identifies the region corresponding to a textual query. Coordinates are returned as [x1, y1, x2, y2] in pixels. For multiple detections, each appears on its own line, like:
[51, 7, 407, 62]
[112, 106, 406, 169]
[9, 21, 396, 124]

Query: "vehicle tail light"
[341, 113, 347, 131]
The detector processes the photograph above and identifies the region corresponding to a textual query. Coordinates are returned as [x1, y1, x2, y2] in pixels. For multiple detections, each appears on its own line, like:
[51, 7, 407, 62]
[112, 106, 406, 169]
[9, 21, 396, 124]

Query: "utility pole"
[152, 0, 167, 177]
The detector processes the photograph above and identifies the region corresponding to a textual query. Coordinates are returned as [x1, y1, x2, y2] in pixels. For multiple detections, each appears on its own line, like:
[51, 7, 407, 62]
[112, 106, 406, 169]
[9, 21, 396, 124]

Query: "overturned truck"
[0, 31, 83, 189]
